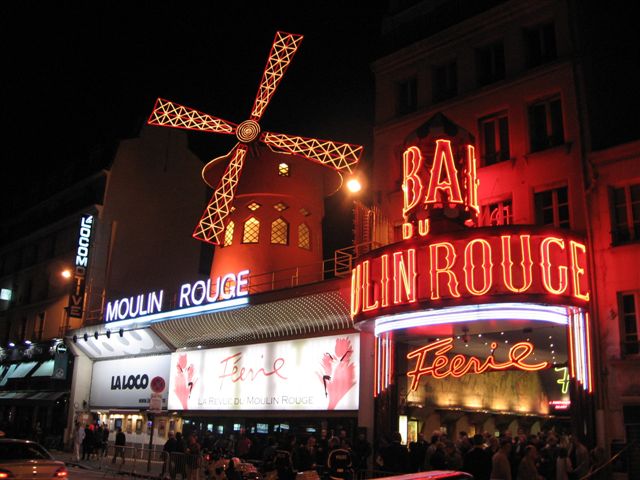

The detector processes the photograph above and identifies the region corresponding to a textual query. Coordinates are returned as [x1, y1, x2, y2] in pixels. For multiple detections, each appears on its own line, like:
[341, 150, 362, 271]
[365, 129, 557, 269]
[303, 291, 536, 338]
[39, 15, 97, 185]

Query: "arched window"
[224, 221, 234, 246]
[242, 217, 260, 243]
[298, 223, 311, 250]
[271, 218, 289, 245]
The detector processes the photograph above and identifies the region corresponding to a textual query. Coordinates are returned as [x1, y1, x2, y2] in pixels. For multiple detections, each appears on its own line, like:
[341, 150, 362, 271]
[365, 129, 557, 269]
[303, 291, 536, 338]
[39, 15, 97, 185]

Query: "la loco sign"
[351, 226, 589, 322]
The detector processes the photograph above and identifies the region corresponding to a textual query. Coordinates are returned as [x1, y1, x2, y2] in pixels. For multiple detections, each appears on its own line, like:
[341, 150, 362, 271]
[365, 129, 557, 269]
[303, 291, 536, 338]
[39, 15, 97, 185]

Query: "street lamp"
[61, 269, 72, 279]
[346, 177, 362, 193]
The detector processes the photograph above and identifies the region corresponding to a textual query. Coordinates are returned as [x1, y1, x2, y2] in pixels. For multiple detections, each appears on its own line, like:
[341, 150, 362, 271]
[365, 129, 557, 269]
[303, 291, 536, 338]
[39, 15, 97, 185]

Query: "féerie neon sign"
[406, 337, 548, 390]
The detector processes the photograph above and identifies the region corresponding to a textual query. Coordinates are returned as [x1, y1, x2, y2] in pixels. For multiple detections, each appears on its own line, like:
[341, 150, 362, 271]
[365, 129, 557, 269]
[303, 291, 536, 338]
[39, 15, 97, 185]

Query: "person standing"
[555, 447, 573, 480]
[81, 425, 93, 460]
[517, 445, 544, 480]
[490, 439, 512, 480]
[73, 422, 85, 462]
[568, 436, 589, 479]
[408, 433, 428, 472]
[112, 427, 126, 464]
[463, 434, 491, 480]
[352, 431, 372, 475]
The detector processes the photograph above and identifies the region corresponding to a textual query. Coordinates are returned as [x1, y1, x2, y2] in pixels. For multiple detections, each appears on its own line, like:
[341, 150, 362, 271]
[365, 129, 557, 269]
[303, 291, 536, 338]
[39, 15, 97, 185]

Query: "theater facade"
[351, 118, 595, 442]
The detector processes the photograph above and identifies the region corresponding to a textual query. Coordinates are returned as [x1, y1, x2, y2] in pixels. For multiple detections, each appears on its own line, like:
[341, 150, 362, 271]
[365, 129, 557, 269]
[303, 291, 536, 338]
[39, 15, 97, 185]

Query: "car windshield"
[0, 442, 53, 461]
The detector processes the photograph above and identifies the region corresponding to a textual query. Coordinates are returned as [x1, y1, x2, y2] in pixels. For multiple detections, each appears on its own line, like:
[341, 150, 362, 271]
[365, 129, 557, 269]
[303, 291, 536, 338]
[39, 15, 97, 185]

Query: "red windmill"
[148, 31, 364, 245]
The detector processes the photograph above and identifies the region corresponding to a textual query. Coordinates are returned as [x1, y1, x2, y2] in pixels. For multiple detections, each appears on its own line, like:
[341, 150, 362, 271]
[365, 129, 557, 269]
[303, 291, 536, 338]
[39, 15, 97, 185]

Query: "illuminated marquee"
[105, 269, 250, 323]
[351, 227, 589, 322]
[406, 337, 548, 391]
[68, 214, 94, 318]
[402, 138, 479, 239]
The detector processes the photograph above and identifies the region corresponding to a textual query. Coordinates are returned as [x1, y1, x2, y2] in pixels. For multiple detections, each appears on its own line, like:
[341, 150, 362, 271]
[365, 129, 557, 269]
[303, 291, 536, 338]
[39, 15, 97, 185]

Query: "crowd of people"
[379, 429, 610, 480]
[68, 423, 613, 480]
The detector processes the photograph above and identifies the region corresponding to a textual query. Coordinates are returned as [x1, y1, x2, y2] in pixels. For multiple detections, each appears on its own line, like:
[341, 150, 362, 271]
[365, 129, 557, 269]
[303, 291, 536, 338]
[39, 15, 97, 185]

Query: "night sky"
[1, 2, 386, 250]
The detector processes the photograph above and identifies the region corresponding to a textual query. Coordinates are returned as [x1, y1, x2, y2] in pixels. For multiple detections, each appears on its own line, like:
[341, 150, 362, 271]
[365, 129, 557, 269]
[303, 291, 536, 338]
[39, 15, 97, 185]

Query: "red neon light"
[465, 145, 480, 215]
[381, 254, 390, 308]
[362, 260, 379, 312]
[350, 231, 590, 320]
[425, 139, 463, 205]
[429, 242, 461, 300]
[393, 249, 417, 305]
[373, 336, 378, 397]
[148, 31, 363, 244]
[501, 235, 533, 293]
[567, 312, 576, 379]
[463, 238, 493, 295]
[540, 237, 569, 295]
[585, 312, 594, 393]
[406, 338, 548, 391]
[569, 241, 590, 301]
[350, 265, 361, 318]
[403, 146, 424, 217]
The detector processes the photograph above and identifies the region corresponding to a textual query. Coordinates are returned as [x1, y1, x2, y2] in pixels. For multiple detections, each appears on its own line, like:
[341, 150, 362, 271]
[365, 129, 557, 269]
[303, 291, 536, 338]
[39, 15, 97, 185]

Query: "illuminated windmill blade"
[261, 131, 363, 173]
[148, 98, 237, 134]
[250, 31, 304, 122]
[193, 145, 248, 245]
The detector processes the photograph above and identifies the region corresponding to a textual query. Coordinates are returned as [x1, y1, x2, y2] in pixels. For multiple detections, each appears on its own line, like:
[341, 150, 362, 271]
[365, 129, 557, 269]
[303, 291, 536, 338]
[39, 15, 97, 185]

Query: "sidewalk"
[51, 449, 165, 479]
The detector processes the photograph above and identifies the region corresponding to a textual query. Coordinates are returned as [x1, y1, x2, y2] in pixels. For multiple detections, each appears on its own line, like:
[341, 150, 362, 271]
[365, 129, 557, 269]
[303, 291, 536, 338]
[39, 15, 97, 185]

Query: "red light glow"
[148, 31, 364, 244]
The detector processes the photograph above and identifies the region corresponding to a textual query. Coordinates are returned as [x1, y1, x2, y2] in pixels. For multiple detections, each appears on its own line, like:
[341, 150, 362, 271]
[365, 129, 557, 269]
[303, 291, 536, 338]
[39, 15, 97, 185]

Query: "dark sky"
[1, 2, 384, 183]
[1, 2, 386, 250]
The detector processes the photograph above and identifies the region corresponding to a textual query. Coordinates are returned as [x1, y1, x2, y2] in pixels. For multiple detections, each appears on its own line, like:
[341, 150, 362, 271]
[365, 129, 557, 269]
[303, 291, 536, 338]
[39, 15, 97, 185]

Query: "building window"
[247, 201, 261, 211]
[479, 112, 510, 165]
[224, 221, 235, 247]
[528, 96, 564, 153]
[270, 218, 289, 245]
[432, 60, 457, 102]
[476, 41, 505, 86]
[479, 199, 513, 226]
[35, 312, 45, 341]
[619, 292, 639, 356]
[535, 186, 569, 228]
[273, 202, 289, 212]
[610, 184, 640, 244]
[396, 77, 417, 116]
[242, 217, 260, 244]
[524, 22, 557, 68]
[299, 208, 311, 217]
[298, 223, 311, 250]
[278, 163, 290, 177]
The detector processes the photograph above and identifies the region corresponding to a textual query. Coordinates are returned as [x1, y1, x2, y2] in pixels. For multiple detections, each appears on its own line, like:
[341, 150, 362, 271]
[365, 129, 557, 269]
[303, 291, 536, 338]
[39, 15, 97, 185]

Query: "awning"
[0, 365, 18, 386]
[31, 360, 54, 377]
[7, 362, 38, 379]
[0, 390, 67, 405]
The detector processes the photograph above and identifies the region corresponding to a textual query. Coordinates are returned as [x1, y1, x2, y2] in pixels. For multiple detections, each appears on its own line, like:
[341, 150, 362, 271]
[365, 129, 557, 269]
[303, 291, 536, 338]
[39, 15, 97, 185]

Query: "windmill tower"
[148, 31, 363, 291]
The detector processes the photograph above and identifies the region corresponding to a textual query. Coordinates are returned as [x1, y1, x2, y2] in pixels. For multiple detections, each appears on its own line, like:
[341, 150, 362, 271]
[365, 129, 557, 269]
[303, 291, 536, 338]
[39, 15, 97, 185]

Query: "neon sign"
[351, 227, 589, 322]
[406, 337, 548, 391]
[555, 366, 570, 394]
[105, 269, 250, 323]
[68, 214, 94, 318]
[402, 139, 479, 239]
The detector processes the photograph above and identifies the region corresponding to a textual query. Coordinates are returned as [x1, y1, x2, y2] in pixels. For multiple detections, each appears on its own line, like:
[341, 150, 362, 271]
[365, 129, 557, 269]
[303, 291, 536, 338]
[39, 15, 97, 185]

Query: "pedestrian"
[112, 427, 126, 464]
[568, 436, 589, 479]
[186, 433, 201, 480]
[463, 434, 491, 480]
[74, 422, 85, 462]
[380, 432, 408, 474]
[408, 433, 427, 472]
[490, 438, 512, 480]
[555, 447, 573, 480]
[352, 431, 372, 474]
[81, 424, 93, 460]
[517, 445, 544, 480]
[296, 435, 318, 472]
[162, 431, 178, 478]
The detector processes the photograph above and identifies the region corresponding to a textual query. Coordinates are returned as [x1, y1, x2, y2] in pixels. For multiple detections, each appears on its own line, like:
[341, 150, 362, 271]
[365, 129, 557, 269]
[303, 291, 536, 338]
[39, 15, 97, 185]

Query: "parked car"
[0, 438, 68, 478]
[376, 472, 473, 480]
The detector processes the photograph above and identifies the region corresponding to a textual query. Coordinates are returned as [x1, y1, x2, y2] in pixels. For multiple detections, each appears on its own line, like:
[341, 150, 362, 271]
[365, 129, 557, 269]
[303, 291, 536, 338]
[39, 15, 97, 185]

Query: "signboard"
[104, 269, 250, 323]
[68, 214, 94, 318]
[351, 226, 589, 323]
[168, 333, 360, 411]
[90, 355, 171, 408]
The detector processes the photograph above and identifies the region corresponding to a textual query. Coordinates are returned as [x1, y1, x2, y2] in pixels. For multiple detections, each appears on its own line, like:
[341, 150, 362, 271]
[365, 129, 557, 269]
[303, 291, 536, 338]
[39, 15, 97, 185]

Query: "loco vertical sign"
[68, 214, 94, 318]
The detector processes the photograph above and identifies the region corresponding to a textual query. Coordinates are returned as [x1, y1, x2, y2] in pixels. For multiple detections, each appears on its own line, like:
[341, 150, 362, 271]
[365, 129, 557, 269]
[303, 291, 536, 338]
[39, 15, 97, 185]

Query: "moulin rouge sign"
[351, 133, 590, 322]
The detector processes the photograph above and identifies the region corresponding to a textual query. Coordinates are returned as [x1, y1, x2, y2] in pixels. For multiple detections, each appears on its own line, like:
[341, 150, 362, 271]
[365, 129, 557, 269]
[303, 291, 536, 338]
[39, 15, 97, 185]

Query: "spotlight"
[119, 329, 124, 338]
[106, 330, 111, 339]
[24, 340, 32, 345]
[83, 333, 88, 342]
[72, 335, 77, 344]
[8, 342, 15, 348]
[94, 332, 99, 340]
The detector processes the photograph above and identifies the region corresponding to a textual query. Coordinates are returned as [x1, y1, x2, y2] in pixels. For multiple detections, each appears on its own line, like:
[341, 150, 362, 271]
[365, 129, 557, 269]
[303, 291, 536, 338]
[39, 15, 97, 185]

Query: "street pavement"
[51, 449, 164, 479]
